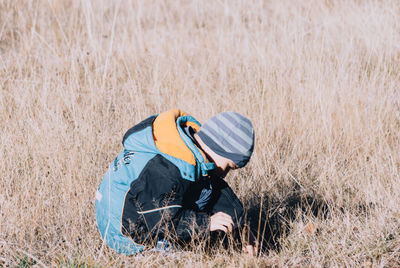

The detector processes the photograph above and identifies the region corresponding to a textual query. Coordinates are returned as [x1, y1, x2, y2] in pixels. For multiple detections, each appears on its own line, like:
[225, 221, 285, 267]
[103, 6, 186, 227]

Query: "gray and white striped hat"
[197, 111, 255, 168]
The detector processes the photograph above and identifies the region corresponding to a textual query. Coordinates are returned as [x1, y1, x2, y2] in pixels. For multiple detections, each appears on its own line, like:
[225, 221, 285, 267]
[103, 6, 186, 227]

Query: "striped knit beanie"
[197, 112, 255, 168]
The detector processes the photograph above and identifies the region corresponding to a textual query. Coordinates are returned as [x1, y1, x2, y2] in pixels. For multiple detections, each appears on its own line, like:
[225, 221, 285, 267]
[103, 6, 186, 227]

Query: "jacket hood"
[153, 109, 216, 176]
[123, 109, 216, 180]
[153, 109, 200, 166]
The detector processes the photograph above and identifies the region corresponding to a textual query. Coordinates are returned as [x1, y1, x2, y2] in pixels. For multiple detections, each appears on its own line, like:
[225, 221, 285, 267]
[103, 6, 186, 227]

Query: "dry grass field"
[1, 0, 399, 266]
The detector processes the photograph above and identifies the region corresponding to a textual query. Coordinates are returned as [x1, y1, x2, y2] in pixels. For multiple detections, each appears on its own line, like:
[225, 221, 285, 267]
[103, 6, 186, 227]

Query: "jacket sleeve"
[121, 154, 210, 244]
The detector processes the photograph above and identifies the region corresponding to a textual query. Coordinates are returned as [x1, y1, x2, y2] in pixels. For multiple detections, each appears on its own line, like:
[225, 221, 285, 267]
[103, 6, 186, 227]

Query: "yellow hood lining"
[153, 109, 202, 166]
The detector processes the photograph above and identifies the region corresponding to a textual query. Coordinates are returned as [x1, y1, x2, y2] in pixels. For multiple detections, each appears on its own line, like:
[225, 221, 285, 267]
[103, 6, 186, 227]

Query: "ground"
[0, 0, 399, 266]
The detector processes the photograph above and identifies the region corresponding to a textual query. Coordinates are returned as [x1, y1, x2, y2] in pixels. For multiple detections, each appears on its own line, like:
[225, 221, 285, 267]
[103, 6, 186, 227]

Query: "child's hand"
[243, 244, 257, 256]
[210, 212, 233, 233]
[242, 229, 257, 256]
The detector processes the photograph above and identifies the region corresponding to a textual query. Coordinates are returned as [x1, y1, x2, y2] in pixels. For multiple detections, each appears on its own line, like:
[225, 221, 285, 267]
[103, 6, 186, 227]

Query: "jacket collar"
[153, 109, 216, 177]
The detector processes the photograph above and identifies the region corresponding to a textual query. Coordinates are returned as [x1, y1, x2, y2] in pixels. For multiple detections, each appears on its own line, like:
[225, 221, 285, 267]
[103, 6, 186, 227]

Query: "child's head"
[197, 111, 255, 171]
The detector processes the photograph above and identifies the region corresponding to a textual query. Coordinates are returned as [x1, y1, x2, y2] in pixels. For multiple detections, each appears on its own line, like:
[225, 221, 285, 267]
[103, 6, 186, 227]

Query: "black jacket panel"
[121, 154, 210, 244]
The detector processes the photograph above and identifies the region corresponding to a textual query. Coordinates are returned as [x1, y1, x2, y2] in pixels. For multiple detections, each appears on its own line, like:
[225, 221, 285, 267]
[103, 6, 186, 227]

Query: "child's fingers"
[242, 245, 257, 256]
[216, 213, 234, 231]
[210, 219, 232, 232]
[213, 212, 233, 225]
[212, 223, 228, 233]
[210, 212, 234, 232]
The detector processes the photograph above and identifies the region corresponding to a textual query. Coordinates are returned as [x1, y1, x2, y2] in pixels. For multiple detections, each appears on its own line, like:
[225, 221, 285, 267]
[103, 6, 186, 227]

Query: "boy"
[95, 109, 255, 255]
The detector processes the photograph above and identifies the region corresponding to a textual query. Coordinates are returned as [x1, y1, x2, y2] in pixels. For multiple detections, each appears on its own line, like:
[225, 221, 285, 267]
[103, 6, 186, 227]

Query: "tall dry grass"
[0, 0, 399, 266]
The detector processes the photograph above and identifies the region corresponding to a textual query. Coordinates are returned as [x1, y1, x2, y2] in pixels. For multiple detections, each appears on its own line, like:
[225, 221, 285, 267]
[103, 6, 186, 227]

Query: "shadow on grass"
[244, 191, 330, 252]
[203, 191, 330, 255]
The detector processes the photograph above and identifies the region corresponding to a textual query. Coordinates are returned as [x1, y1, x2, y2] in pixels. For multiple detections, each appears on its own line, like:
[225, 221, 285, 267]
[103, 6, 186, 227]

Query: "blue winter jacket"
[95, 110, 217, 254]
